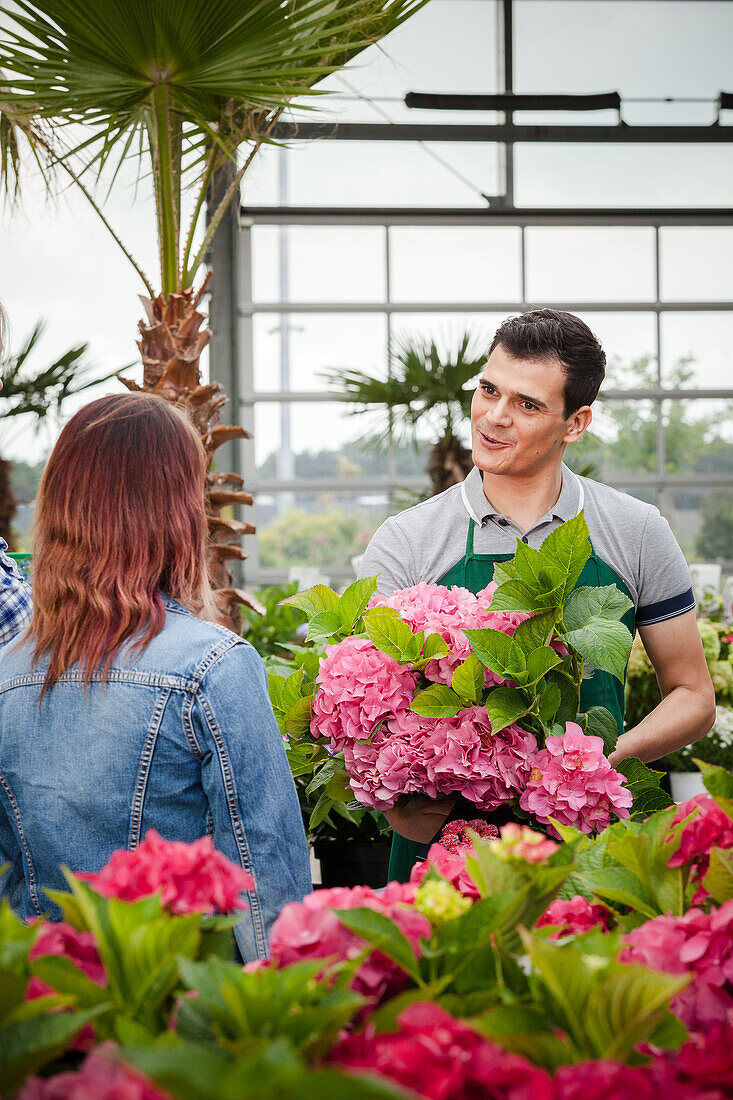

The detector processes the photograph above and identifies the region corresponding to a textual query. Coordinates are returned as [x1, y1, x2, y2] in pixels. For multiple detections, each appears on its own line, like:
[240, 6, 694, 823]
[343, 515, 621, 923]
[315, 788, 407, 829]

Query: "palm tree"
[0, 324, 112, 546]
[326, 331, 486, 497]
[0, 0, 426, 624]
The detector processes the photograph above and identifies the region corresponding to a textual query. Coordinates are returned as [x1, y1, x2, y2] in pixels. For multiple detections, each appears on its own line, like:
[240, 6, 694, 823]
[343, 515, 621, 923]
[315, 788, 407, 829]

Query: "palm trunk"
[427, 433, 474, 496]
[118, 273, 263, 631]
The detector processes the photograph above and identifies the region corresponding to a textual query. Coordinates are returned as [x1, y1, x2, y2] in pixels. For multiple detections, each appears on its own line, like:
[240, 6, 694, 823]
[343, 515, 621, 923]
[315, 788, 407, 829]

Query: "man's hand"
[608, 609, 716, 767]
[384, 795, 456, 844]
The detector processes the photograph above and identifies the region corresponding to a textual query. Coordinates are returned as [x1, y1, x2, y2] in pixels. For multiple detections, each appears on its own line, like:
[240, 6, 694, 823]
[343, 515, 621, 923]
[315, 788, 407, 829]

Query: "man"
[0, 303, 33, 643]
[359, 309, 715, 878]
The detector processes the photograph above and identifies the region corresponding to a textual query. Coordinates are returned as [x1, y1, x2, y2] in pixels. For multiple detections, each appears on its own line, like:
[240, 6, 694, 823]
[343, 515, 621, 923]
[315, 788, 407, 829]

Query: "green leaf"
[411, 683, 463, 718]
[280, 585, 339, 620]
[423, 633, 449, 660]
[511, 611, 557, 657]
[489, 578, 562, 613]
[464, 627, 515, 678]
[584, 966, 690, 1061]
[283, 696, 313, 739]
[0, 1009, 103, 1093]
[617, 758, 672, 813]
[519, 931, 597, 1052]
[580, 867, 659, 919]
[451, 654, 485, 703]
[563, 585, 634, 631]
[338, 576, 378, 632]
[306, 611, 342, 643]
[545, 669, 580, 724]
[696, 760, 733, 819]
[704, 847, 733, 904]
[334, 908, 422, 984]
[280, 668, 306, 711]
[29, 955, 111, 1007]
[559, 618, 633, 682]
[538, 683, 562, 726]
[484, 687, 531, 735]
[539, 512, 592, 600]
[362, 607, 421, 664]
[471, 1006, 572, 1072]
[580, 706, 619, 755]
[511, 539, 546, 589]
[526, 646, 561, 684]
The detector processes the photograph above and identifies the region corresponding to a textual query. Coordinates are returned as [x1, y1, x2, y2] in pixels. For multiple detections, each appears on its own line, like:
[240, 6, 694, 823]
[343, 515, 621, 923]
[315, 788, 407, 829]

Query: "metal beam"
[239, 302, 733, 315]
[404, 92, 622, 112]
[240, 207, 733, 226]
[270, 122, 733, 143]
[249, 474, 733, 493]
[242, 390, 733, 405]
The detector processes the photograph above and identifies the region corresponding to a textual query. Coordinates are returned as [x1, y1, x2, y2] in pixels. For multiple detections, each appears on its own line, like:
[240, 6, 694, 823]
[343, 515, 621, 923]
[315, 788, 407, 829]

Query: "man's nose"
[488, 397, 512, 425]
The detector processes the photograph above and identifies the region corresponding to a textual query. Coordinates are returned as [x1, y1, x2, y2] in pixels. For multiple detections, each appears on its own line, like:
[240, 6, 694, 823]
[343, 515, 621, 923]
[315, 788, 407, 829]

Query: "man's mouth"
[478, 428, 513, 448]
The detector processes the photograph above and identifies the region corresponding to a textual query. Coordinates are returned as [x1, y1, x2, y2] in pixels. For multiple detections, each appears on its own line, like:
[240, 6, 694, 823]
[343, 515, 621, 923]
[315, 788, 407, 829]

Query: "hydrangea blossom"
[489, 823, 559, 864]
[519, 724, 632, 833]
[27, 922, 107, 1052]
[667, 793, 733, 899]
[553, 1060, 659, 1100]
[268, 882, 430, 1005]
[310, 636, 417, 750]
[329, 1002, 554, 1100]
[651, 1022, 733, 1097]
[79, 830, 254, 915]
[18, 1047, 166, 1100]
[439, 818, 499, 853]
[410, 843, 482, 901]
[620, 899, 733, 1031]
[414, 878, 473, 927]
[536, 896, 612, 939]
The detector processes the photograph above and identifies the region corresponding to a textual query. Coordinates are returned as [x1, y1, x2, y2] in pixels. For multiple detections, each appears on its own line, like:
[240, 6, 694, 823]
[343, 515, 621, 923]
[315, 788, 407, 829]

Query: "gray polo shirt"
[359, 464, 694, 627]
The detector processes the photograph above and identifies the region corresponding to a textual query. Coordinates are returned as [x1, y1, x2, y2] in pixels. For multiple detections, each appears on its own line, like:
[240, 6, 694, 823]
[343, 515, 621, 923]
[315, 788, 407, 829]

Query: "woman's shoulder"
[149, 596, 261, 684]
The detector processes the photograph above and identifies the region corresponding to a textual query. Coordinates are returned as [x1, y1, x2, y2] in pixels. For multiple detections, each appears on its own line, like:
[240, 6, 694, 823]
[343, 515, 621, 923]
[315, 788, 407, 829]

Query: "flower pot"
[313, 838, 391, 889]
[669, 771, 706, 804]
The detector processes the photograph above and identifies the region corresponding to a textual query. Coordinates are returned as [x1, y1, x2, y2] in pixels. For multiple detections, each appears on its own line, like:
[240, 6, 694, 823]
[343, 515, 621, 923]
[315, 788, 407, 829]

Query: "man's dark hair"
[488, 309, 606, 416]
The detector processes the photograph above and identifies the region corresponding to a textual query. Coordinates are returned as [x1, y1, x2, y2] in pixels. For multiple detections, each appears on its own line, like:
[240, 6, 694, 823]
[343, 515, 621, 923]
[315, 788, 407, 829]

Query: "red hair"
[29, 393, 212, 693]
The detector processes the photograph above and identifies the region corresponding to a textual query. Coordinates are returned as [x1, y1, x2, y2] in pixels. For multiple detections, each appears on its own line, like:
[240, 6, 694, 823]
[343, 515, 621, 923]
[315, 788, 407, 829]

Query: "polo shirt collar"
[460, 463, 581, 526]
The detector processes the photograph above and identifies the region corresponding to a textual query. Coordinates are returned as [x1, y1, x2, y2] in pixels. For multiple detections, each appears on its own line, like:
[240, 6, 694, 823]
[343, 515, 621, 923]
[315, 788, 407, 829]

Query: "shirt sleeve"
[636, 508, 696, 626]
[193, 641, 311, 962]
[358, 516, 416, 597]
[0, 540, 32, 645]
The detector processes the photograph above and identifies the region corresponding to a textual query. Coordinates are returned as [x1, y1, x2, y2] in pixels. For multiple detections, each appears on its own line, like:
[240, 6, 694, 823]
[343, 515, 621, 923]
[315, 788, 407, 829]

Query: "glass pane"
[663, 399, 733, 480]
[571, 397, 660, 480]
[516, 145, 733, 209]
[685, 487, 733, 566]
[255, 491, 391, 577]
[254, 401, 385, 473]
[660, 229, 733, 303]
[389, 227, 522, 303]
[242, 140, 499, 209]
[251, 226, 385, 303]
[252, 313, 387, 392]
[525, 227, 656, 302]
[575, 312, 658, 390]
[660, 312, 733, 388]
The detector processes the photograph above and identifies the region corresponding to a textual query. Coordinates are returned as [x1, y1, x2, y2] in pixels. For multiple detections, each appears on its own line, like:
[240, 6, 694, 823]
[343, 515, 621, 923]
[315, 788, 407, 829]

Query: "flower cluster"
[307, 582, 632, 831]
[520, 724, 632, 833]
[330, 1002, 554, 1100]
[439, 818, 499, 853]
[19, 1048, 167, 1100]
[268, 882, 430, 1004]
[78, 830, 254, 915]
[620, 899, 733, 1031]
[489, 822, 560, 863]
[536, 896, 612, 939]
[667, 793, 733, 899]
[410, 842, 482, 900]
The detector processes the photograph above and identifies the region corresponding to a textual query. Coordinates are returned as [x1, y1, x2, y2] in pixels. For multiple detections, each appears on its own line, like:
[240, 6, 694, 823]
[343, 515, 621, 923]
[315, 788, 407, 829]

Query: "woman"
[0, 392, 311, 960]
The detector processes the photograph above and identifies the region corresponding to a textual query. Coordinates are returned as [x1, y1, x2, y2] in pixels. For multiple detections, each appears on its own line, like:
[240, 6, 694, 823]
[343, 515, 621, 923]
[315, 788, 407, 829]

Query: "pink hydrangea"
[423, 708, 538, 811]
[410, 843, 482, 901]
[620, 900, 733, 1031]
[329, 1001, 554, 1100]
[18, 1047, 167, 1100]
[519, 724, 632, 834]
[439, 819, 499, 853]
[310, 637, 417, 750]
[490, 823, 560, 864]
[536, 896, 611, 938]
[553, 1061, 658, 1100]
[78, 830, 254, 915]
[26, 922, 107, 1052]
[651, 1022, 733, 1097]
[343, 712, 439, 809]
[667, 794, 733, 899]
[268, 882, 430, 1005]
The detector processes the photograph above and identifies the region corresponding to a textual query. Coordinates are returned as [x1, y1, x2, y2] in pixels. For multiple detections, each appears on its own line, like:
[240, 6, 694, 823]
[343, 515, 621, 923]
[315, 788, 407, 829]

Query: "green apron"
[388, 509, 636, 883]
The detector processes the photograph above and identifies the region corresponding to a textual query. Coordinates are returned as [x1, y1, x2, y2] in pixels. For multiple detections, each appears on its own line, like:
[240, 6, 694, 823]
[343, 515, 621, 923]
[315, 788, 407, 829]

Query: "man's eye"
[521, 401, 537, 411]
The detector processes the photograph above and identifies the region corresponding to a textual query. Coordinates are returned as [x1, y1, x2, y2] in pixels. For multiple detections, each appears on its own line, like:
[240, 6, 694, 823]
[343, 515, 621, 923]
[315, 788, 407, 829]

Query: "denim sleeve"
[192, 640, 311, 961]
[0, 541, 32, 645]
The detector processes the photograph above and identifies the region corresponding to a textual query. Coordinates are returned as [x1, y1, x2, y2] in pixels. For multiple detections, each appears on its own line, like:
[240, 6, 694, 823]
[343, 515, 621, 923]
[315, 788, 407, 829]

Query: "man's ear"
[563, 405, 592, 444]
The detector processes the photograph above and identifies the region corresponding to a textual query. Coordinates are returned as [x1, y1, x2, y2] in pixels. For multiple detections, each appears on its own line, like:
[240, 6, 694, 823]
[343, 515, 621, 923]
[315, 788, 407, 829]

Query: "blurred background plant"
[626, 617, 733, 772]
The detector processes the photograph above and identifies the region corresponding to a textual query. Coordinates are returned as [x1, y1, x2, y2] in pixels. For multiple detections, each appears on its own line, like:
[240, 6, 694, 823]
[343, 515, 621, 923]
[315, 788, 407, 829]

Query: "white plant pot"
[669, 771, 706, 804]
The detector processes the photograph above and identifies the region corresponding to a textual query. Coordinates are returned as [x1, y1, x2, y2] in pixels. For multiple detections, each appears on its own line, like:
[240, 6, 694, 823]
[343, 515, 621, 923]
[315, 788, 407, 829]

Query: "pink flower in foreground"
[310, 637, 416, 750]
[330, 1001, 554, 1100]
[536, 896, 611, 939]
[410, 843, 482, 901]
[553, 1061, 658, 1100]
[27, 922, 107, 1052]
[269, 882, 430, 1005]
[18, 1047, 168, 1100]
[439, 818, 499, 853]
[620, 900, 733, 1031]
[491, 823, 559, 864]
[651, 1022, 733, 1097]
[667, 794, 733, 898]
[79, 830, 253, 915]
[519, 724, 632, 834]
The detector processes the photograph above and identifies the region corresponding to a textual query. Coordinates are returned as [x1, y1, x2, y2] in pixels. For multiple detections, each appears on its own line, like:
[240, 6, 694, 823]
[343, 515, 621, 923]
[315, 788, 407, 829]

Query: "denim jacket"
[0, 595, 311, 961]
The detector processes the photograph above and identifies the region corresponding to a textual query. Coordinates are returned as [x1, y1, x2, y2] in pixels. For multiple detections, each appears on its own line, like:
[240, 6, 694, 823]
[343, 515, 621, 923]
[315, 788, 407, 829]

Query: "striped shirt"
[0, 540, 32, 645]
